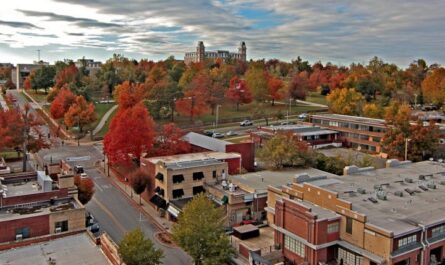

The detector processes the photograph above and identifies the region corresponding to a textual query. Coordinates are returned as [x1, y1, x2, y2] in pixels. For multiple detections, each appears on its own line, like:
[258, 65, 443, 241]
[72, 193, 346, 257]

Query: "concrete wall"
[49, 207, 85, 234]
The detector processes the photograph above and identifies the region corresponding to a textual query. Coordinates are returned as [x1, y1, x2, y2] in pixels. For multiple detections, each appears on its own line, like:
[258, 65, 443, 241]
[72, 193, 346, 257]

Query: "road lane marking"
[92, 197, 127, 235]
[66, 156, 91, 162]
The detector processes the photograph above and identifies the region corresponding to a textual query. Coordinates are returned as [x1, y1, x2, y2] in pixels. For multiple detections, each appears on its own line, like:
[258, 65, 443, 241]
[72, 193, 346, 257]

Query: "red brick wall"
[316, 220, 340, 244]
[225, 158, 241, 175]
[226, 142, 255, 172]
[426, 241, 445, 264]
[283, 248, 305, 264]
[0, 215, 49, 243]
[239, 243, 250, 259]
[2, 189, 69, 207]
[391, 249, 421, 265]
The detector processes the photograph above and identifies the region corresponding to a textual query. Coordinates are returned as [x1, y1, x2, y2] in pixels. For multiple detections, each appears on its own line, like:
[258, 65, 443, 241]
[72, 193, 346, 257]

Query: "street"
[11, 90, 192, 265]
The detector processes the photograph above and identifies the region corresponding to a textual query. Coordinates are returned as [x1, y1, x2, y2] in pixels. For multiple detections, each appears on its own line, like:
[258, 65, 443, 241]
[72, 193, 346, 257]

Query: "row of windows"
[432, 225, 445, 237]
[312, 119, 385, 133]
[284, 235, 305, 257]
[172, 186, 205, 199]
[327, 222, 339, 233]
[338, 248, 363, 265]
[398, 234, 417, 248]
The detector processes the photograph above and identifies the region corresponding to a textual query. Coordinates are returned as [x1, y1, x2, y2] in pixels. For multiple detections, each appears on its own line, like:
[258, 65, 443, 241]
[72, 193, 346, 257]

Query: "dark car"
[203, 130, 215, 136]
[90, 223, 100, 233]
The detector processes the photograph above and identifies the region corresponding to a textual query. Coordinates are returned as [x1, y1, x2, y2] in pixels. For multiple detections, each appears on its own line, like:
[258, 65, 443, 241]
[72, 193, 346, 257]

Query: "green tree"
[245, 66, 268, 102]
[172, 193, 233, 265]
[30, 65, 56, 93]
[118, 228, 163, 265]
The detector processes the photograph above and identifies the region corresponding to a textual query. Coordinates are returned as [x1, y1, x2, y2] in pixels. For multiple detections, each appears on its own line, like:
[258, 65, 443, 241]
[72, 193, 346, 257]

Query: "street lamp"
[405, 138, 411, 161]
[215, 104, 222, 129]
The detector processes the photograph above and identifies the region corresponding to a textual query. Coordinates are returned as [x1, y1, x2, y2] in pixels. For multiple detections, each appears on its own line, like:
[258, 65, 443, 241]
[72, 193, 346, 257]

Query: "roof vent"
[419, 175, 426, 180]
[357, 188, 366, 194]
[405, 178, 413, 183]
[394, 191, 404, 197]
[376, 190, 387, 200]
[418, 185, 428, 191]
[427, 182, 437, 189]
[368, 197, 378, 204]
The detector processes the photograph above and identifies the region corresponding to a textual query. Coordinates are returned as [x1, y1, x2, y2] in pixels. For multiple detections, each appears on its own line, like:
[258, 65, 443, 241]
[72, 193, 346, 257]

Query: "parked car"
[298, 113, 308, 119]
[90, 223, 100, 233]
[203, 130, 214, 136]
[240, 120, 253, 126]
[212, 132, 225, 138]
[226, 131, 239, 136]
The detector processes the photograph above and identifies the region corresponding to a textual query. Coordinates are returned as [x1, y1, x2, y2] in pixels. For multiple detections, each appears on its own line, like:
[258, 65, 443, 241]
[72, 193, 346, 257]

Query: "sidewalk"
[100, 163, 174, 232]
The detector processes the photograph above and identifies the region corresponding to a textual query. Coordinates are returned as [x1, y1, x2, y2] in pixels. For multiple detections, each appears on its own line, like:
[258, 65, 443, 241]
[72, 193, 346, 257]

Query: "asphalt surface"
[10, 90, 192, 265]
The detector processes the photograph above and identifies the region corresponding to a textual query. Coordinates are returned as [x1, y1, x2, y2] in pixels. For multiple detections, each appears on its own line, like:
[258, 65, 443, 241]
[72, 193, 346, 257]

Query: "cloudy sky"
[1, 0, 444, 67]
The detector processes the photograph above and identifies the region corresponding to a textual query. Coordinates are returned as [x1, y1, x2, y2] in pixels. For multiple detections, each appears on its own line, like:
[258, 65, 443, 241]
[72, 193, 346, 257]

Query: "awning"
[192, 172, 204, 180]
[193, 186, 205, 195]
[150, 194, 167, 209]
[221, 195, 229, 205]
[154, 186, 160, 193]
[173, 174, 185, 184]
[167, 205, 180, 218]
[155, 173, 164, 181]
[173, 189, 184, 199]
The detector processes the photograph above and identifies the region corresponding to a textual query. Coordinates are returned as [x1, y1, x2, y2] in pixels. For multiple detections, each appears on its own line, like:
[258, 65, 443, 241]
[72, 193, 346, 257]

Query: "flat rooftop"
[306, 161, 445, 236]
[311, 113, 385, 126]
[260, 125, 338, 136]
[183, 132, 231, 152]
[145, 151, 240, 165]
[2, 180, 41, 197]
[0, 233, 110, 265]
[230, 168, 338, 193]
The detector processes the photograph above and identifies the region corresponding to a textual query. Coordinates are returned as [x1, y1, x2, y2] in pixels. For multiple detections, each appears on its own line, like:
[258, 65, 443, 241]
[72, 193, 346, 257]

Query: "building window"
[172, 189, 184, 199]
[398, 234, 417, 249]
[327, 222, 339, 233]
[346, 217, 353, 234]
[193, 186, 205, 195]
[212, 170, 217, 178]
[16, 227, 30, 239]
[55, 220, 69, 232]
[338, 248, 363, 265]
[173, 174, 184, 184]
[192, 172, 205, 181]
[284, 235, 305, 257]
[432, 225, 445, 237]
[155, 173, 164, 182]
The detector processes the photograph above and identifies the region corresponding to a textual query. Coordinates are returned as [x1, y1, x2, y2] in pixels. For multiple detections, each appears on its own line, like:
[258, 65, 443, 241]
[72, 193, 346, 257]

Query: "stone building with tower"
[184, 41, 247, 65]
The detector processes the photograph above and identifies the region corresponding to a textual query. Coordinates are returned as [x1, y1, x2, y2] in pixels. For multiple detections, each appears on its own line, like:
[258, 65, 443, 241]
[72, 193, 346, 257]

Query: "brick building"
[183, 132, 255, 172]
[184, 41, 246, 65]
[266, 160, 445, 265]
[0, 167, 85, 248]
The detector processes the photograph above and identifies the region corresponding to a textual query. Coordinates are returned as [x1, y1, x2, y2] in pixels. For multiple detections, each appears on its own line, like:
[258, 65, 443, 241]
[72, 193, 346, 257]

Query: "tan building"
[266, 160, 445, 265]
[184, 41, 247, 65]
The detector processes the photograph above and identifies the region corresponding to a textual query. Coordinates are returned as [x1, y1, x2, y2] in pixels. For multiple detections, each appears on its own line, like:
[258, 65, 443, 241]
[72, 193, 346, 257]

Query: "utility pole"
[404, 138, 411, 161]
[215, 105, 221, 129]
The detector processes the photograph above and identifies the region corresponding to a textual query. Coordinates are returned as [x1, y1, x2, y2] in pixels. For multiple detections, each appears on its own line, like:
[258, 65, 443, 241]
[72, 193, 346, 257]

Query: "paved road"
[39, 145, 192, 265]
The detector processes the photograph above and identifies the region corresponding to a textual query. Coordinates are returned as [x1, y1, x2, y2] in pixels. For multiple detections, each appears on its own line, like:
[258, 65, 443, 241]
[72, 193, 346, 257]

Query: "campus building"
[266, 159, 445, 265]
[184, 41, 247, 65]
[310, 114, 386, 153]
[0, 166, 85, 249]
[250, 124, 340, 149]
[183, 132, 255, 172]
[10, 62, 49, 89]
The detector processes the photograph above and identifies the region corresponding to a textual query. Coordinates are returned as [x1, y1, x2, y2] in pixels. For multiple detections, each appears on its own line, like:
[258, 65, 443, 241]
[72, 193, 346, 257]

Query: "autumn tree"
[74, 176, 95, 204]
[326, 88, 364, 115]
[172, 193, 233, 265]
[130, 168, 149, 205]
[114, 81, 146, 109]
[104, 103, 156, 166]
[288, 72, 309, 100]
[225, 76, 253, 111]
[362, 103, 383, 118]
[64, 95, 96, 133]
[118, 228, 163, 265]
[50, 87, 76, 119]
[23, 76, 32, 90]
[422, 68, 445, 106]
[175, 90, 208, 121]
[245, 66, 268, 102]
[54, 63, 79, 89]
[266, 74, 285, 105]
[256, 133, 311, 169]
[153, 123, 191, 156]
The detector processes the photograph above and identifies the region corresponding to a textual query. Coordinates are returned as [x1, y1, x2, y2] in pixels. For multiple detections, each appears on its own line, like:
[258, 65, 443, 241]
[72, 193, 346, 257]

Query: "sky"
[0, 0, 445, 67]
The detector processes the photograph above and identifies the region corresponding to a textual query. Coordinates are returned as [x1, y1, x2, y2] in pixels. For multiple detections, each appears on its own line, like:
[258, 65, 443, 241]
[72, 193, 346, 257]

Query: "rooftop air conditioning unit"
[427, 182, 437, 189]
[405, 178, 413, 183]
[376, 190, 387, 200]
[394, 191, 404, 197]
[357, 188, 366, 194]
[16, 234, 23, 241]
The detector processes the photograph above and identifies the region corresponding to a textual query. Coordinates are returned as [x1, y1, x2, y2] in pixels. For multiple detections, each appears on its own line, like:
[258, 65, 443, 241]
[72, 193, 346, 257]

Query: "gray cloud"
[0, 20, 42, 29]
[20, 32, 58, 38]
[66, 32, 85, 36]
[17, 9, 121, 28]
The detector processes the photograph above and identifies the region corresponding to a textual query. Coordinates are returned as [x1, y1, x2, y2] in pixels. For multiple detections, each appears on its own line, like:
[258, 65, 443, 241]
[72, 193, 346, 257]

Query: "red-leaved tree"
[175, 90, 208, 121]
[266, 74, 285, 106]
[225, 76, 253, 111]
[153, 123, 191, 156]
[114, 81, 146, 109]
[55, 64, 79, 89]
[104, 103, 156, 166]
[50, 87, 76, 119]
[64, 95, 96, 133]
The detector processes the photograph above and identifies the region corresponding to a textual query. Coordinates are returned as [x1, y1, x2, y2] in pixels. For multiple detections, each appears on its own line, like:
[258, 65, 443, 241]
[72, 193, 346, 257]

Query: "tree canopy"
[118, 228, 163, 265]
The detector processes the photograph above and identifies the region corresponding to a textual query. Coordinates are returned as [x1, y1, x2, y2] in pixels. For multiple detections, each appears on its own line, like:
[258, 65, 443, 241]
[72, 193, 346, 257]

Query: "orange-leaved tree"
[54, 64, 79, 89]
[266, 74, 285, 106]
[114, 80, 146, 109]
[152, 123, 191, 157]
[64, 95, 96, 133]
[23, 76, 32, 90]
[225, 76, 253, 111]
[50, 87, 75, 119]
[104, 103, 156, 166]
[421, 68, 445, 106]
[74, 175, 95, 204]
[175, 90, 208, 121]
[129, 168, 150, 205]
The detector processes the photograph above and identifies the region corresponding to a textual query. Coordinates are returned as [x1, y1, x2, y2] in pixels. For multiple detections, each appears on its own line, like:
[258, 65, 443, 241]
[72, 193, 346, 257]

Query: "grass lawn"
[96, 107, 118, 137]
[91, 103, 115, 129]
[306, 92, 328, 106]
[27, 90, 49, 104]
[226, 135, 250, 144]
[0, 151, 21, 160]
